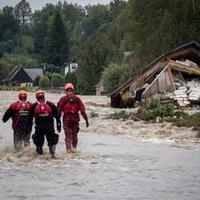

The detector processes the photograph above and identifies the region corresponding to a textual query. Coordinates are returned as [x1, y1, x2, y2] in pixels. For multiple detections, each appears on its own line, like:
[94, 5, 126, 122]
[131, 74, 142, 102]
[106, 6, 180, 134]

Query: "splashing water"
[0, 91, 200, 200]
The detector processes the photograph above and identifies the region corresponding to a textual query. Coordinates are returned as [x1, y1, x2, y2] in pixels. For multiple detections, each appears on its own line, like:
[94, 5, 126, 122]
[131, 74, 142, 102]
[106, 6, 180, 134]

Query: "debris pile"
[172, 80, 200, 107]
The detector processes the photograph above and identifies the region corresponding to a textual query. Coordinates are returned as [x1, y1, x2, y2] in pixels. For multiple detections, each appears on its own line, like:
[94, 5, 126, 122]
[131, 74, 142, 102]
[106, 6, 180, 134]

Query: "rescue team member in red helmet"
[2, 90, 32, 152]
[26, 90, 61, 157]
[57, 83, 89, 153]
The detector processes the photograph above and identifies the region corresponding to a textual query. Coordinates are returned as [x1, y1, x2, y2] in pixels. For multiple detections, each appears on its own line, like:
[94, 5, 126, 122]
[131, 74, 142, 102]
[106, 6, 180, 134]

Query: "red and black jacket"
[2, 100, 32, 130]
[26, 100, 61, 132]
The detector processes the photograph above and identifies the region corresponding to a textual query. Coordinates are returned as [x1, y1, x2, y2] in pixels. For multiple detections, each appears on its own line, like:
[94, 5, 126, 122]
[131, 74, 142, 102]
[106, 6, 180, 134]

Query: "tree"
[0, 6, 18, 41]
[65, 72, 77, 87]
[18, 35, 34, 53]
[101, 62, 134, 93]
[109, 0, 127, 18]
[31, 5, 57, 57]
[14, 0, 32, 27]
[51, 73, 63, 87]
[39, 75, 50, 88]
[33, 76, 41, 86]
[44, 10, 69, 66]
[76, 33, 117, 94]
[82, 5, 110, 37]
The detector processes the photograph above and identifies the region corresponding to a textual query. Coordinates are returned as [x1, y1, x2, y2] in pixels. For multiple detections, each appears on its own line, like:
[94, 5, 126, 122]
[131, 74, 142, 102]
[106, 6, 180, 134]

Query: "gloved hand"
[57, 122, 61, 133]
[82, 114, 89, 128]
[85, 119, 89, 128]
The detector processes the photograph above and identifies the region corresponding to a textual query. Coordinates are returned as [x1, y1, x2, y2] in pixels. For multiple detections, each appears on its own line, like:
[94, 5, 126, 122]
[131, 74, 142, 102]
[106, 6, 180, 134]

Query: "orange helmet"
[64, 83, 74, 91]
[36, 90, 45, 98]
[18, 90, 27, 98]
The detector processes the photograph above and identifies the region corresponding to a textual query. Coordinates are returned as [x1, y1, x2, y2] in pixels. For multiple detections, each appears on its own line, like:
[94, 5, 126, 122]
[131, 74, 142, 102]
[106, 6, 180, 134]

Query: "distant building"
[95, 82, 106, 96]
[65, 63, 78, 75]
[5, 65, 43, 87]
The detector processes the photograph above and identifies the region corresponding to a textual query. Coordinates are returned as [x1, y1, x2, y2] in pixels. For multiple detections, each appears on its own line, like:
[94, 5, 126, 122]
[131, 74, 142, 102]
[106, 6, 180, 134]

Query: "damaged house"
[110, 41, 200, 108]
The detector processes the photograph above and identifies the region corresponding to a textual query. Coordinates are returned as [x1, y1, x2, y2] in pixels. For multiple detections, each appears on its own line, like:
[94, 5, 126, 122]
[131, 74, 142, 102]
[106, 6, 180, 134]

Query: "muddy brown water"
[0, 91, 200, 200]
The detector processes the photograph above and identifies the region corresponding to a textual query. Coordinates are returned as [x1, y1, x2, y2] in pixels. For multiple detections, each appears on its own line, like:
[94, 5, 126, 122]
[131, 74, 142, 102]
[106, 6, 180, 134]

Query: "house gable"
[11, 68, 32, 84]
[9, 66, 43, 85]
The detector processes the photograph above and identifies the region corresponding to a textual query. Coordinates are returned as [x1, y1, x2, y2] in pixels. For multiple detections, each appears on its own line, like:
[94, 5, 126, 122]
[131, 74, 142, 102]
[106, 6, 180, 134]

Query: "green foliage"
[109, 0, 127, 18]
[101, 62, 134, 93]
[76, 33, 117, 94]
[171, 112, 200, 131]
[39, 75, 50, 88]
[51, 73, 64, 87]
[173, 111, 189, 119]
[145, 100, 161, 110]
[125, 0, 200, 68]
[64, 72, 77, 87]
[109, 110, 134, 121]
[136, 107, 155, 121]
[82, 5, 110, 36]
[0, 40, 15, 54]
[90, 111, 99, 118]
[144, 100, 174, 117]
[0, 53, 38, 66]
[0, 6, 18, 41]
[18, 35, 34, 53]
[31, 8, 54, 56]
[136, 100, 175, 121]
[33, 76, 41, 86]
[44, 11, 69, 66]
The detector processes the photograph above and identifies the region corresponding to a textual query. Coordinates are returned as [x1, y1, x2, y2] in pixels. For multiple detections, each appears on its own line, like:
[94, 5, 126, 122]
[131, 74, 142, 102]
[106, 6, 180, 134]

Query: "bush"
[109, 110, 133, 121]
[172, 112, 200, 130]
[139, 100, 175, 120]
[101, 62, 135, 93]
[90, 111, 99, 118]
[136, 107, 155, 121]
[39, 75, 50, 88]
[51, 73, 64, 87]
[33, 76, 41, 87]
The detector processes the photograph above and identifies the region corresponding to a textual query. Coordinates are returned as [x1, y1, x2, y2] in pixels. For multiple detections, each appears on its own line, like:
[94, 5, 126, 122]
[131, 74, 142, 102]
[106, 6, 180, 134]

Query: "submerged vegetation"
[109, 100, 200, 132]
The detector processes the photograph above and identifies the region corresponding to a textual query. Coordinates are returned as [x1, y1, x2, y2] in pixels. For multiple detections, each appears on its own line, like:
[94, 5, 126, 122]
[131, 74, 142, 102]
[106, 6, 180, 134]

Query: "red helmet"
[64, 83, 74, 91]
[18, 90, 27, 98]
[36, 90, 45, 98]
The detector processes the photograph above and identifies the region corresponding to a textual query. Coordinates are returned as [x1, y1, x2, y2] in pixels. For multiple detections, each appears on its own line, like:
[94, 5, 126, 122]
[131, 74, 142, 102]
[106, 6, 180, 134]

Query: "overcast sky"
[0, 0, 111, 10]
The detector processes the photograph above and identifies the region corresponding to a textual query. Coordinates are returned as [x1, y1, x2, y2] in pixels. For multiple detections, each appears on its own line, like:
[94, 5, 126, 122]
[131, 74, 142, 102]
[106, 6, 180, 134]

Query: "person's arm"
[2, 107, 15, 123]
[57, 97, 65, 118]
[26, 103, 36, 130]
[77, 97, 89, 127]
[48, 102, 61, 133]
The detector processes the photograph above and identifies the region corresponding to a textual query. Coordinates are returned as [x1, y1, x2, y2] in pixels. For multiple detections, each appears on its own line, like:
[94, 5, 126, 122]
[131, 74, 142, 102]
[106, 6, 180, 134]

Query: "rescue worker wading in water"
[26, 90, 61, 157]
[2, 90, 32, 152]
[57, 83, 89, 153]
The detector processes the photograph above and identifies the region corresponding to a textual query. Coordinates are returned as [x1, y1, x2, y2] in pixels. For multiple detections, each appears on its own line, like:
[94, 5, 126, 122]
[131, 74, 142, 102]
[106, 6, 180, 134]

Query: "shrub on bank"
[108, 100, 200, 132]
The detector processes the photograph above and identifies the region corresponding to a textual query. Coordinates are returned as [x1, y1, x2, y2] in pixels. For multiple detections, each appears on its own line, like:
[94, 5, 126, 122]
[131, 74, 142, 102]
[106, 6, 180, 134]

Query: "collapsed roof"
[110, 41, 200, 108]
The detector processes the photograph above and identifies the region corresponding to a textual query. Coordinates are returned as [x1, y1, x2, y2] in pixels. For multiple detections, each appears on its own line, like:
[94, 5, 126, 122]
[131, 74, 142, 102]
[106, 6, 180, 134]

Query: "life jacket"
[11, 100, 31, 117]
[63, 95, 79, 114]
[34, 101, 52, 118]
[10, 100, 32, 129]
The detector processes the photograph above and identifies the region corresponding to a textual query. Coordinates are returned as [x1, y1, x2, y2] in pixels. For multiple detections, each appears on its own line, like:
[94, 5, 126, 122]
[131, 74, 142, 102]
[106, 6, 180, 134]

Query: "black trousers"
[32, 128, 58, 150]
[14, 127, 31, 152]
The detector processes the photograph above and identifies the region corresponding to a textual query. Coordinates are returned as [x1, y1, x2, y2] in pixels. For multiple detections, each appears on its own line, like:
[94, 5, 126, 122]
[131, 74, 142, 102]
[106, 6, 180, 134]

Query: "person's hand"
[85, 120, 89, 128]
[57, 122, 61, 133]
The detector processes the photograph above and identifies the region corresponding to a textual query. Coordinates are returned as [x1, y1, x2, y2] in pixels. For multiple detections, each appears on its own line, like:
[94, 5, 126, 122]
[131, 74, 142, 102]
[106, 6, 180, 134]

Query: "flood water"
[0, 91, 200, 200]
